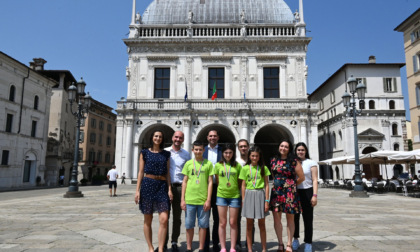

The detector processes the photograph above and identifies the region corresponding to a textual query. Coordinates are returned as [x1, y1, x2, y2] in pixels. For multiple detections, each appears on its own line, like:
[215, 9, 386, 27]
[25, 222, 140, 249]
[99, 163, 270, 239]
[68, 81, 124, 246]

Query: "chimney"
[30, 58, 47, 71]
[368, 55, 376, 64]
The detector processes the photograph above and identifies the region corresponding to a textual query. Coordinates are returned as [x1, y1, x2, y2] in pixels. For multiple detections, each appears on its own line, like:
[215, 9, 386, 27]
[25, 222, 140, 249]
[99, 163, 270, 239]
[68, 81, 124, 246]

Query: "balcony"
[116, 99, 317, 112]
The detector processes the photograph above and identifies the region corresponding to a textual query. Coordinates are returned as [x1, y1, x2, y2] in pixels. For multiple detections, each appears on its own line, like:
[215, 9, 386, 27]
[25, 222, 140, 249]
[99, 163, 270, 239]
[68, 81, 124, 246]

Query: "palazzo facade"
[116, 0, 319, 183]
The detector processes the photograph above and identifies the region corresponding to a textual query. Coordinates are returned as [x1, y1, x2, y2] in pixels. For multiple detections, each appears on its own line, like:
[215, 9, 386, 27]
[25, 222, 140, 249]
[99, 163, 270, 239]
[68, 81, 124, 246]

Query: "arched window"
[9, 85, 15, 102]
[359, 100, 365, 109]
[389, 100, 395, 110]
[34, 96, 39, 110]
[331, 110, 334, 118]
[394, 143, 400, 151]
[332, 132, 336, 150]
[392, 123, 398, 136]
[369, 100, 375, 109]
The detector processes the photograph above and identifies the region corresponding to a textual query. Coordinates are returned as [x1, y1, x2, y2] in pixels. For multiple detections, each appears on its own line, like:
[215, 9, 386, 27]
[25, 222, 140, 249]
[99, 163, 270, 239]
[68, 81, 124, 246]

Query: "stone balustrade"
[136, 25, 296, 38]
[116, 100, 317, 112]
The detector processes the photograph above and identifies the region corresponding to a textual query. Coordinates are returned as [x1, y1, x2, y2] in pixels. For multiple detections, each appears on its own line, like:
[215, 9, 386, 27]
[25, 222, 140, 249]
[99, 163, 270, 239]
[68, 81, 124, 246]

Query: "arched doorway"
[139, 124, 175, 150]
[335, 166, 340, 180]
[362, 146, 379, 179]
[196, 124, 236, 146]
[23, 151, 37, 184]
[253, 124, 293, 169]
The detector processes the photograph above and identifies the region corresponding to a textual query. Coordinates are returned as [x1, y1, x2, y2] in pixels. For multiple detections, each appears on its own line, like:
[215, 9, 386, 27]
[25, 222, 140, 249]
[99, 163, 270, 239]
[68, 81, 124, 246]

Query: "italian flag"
[211, 82, 217, 100]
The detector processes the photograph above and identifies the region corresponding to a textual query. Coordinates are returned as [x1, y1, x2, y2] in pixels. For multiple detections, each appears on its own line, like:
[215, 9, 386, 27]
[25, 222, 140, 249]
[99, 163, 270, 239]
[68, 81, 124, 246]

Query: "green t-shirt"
[182, 159, 214, 205]
[239, 164, 271, 190]
[214, 162, 242, 199]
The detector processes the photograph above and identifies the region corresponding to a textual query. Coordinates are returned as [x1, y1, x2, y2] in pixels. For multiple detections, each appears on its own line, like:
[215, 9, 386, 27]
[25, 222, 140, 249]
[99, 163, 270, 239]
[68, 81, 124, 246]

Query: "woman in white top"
[292, 142, 318, 252]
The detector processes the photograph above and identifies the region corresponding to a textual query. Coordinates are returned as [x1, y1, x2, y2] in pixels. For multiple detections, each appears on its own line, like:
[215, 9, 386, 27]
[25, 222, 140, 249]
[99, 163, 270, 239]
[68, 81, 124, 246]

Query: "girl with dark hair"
[292, 142, 318, 252]
[269, 140, 304, 252]
[135, 130, 172, 252]
[239, 146, 271, 252]
[214, 143, 242, 252]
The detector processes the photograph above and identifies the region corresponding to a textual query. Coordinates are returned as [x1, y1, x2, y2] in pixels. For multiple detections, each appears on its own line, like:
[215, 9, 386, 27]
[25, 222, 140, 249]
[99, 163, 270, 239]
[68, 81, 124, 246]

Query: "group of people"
[134, 129, 318, 252]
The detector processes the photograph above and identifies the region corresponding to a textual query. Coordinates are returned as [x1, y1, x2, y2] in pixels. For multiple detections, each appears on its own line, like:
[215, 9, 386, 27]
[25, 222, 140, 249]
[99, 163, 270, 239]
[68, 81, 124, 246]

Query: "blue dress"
[139, 149, 171, 214]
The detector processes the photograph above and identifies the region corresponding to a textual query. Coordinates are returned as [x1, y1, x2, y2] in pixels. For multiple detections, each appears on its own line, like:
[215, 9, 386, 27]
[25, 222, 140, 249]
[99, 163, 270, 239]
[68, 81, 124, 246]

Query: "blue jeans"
[185, 204, 210, 229]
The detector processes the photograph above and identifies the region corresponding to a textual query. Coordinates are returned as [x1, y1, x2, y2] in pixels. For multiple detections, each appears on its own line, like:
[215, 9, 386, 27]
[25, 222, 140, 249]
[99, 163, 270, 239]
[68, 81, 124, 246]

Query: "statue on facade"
[294, 10, 300, 22]
[240, 26, 247, 37]
[135, 12, 141, 24]
[126, 66, 131, 80]
[240, 9, 246, 24]
[188, 10, 194, 24]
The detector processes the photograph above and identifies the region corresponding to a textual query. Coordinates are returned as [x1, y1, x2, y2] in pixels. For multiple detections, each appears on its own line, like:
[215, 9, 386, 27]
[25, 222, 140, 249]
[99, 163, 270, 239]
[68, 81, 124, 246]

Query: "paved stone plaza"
[0, 185, 419, 252]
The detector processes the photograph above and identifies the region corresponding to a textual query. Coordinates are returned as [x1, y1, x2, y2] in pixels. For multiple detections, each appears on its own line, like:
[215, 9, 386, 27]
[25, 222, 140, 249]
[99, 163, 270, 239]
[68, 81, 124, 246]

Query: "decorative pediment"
[358, 128, 384, 138]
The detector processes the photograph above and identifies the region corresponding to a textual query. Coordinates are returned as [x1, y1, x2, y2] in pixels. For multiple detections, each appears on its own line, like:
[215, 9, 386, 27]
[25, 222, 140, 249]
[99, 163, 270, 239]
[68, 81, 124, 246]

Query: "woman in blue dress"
[135, 130, 173, 252]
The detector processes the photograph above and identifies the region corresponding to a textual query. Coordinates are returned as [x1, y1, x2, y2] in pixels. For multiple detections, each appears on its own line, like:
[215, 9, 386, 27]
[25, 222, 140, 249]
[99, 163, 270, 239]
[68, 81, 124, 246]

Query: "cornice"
[124, 36, 311, 45]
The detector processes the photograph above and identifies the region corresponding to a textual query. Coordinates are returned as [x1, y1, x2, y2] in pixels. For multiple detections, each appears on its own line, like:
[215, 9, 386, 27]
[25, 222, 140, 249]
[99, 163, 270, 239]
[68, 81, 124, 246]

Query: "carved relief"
[130, 44, 306, 54]
[296, 57, 303, 96]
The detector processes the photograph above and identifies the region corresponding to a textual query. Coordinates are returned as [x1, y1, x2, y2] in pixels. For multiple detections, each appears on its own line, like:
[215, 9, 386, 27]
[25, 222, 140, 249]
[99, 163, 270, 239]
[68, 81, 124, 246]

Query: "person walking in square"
[239, 146, 271, 252]
[292, 142, 318, 252]
[164, 131, 191, 252]
[107, 165, 118, 197]
[121, 173, 126, 184]
[214, 144, 242, 252]
[181, 141, 214, 252]
[269, 140, 304, 252]
[135, 130, 173, 252]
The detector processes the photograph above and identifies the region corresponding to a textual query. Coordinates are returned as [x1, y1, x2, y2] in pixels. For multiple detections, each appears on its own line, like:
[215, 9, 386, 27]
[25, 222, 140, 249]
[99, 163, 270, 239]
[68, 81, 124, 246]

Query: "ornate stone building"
[309, 57, 407, 180]
[116, 0, 319, 183]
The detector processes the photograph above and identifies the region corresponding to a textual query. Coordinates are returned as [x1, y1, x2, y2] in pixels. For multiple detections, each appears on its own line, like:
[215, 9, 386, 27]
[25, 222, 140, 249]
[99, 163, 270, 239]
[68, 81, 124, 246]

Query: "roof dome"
[141, 0, 294, 25]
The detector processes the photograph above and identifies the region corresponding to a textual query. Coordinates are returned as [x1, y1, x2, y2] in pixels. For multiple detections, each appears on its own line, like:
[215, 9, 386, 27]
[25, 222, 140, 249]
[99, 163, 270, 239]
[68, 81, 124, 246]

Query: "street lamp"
[342, 76, 368, 198]
[64, 77, 91, 198]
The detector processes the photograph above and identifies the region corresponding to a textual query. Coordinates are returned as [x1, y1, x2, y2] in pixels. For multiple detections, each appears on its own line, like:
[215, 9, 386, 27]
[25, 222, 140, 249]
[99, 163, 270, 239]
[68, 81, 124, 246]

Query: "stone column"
[280, 64, 286, 98]
[241, 112, 250, 141]
[257, 64, 264, 98]
[132, 144, 139, 180]
[125, 119, 134, 178]
[183, 118, 191, 152]
[225, 66, 231, 98]
[300, 119, 307, 143]
[115, 119, 125, 179]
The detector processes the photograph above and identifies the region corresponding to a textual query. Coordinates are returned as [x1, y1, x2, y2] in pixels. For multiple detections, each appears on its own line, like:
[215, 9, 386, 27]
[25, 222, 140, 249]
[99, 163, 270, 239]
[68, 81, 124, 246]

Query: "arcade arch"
[361, 146, 379, 179]
[253, 124, 293, 168]
[195, 124, 236, 146]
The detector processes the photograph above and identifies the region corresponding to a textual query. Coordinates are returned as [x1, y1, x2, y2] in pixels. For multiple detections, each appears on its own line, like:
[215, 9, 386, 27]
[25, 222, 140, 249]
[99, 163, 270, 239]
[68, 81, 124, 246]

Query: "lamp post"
[342, 76, 369, 198]
[64, 77, 91, 198]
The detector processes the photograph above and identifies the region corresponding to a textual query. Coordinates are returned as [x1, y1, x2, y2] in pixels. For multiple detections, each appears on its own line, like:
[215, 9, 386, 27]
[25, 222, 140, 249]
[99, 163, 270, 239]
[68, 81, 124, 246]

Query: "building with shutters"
[309, 56, 407, 180]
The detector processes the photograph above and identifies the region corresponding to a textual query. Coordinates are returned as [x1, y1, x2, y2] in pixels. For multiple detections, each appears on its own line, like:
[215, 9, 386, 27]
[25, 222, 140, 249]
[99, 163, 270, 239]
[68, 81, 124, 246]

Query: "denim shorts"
[216, 197, 241, 208]
[185, 204, 210, 229]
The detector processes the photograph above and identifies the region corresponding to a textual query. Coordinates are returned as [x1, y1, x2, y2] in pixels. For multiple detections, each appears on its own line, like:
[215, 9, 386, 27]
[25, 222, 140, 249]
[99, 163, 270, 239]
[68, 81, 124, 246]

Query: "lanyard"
[193, 159, 204, 179]
[223, 162, 232, 182]
[249, 165, 259, 188]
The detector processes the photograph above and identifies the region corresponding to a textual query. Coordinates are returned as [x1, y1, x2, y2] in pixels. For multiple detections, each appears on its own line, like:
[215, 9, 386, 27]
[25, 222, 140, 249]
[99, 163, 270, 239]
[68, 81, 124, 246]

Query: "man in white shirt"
[107, 165, 118, 197]
[236, 139, 249, 166]
[164, 131, 191, 252]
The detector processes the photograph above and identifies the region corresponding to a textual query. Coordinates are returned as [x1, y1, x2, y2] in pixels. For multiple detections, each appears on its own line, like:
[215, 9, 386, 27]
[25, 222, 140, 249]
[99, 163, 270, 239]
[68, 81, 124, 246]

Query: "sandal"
[277, 243, 285, 252]
[286, 244, 293, 252]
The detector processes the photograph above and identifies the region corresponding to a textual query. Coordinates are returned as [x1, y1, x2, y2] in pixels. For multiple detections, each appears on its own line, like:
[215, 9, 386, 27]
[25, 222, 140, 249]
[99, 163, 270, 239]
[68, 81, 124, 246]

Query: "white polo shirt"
[165, 146, 191, 184]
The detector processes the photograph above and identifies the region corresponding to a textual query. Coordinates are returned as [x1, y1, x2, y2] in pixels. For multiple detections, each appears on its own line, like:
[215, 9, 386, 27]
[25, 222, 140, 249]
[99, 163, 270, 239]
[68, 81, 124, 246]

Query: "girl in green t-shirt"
[214, 144, 242, 252]
[239, 146, 271, 252]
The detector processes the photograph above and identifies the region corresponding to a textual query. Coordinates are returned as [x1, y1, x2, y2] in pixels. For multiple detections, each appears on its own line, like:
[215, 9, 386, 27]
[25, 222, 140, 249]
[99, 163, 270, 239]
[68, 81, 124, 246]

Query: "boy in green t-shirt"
[181, 141, 214, 252]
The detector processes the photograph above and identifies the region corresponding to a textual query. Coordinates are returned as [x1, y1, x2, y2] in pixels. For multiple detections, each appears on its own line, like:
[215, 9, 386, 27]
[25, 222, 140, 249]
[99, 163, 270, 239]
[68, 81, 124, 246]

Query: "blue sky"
[0, 0, 418, 119]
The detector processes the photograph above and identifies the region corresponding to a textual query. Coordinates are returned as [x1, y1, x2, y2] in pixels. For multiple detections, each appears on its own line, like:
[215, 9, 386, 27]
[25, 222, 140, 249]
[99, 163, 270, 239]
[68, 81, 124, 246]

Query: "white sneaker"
[304, 243, 312, 252]
[292, 239, 300, 250]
